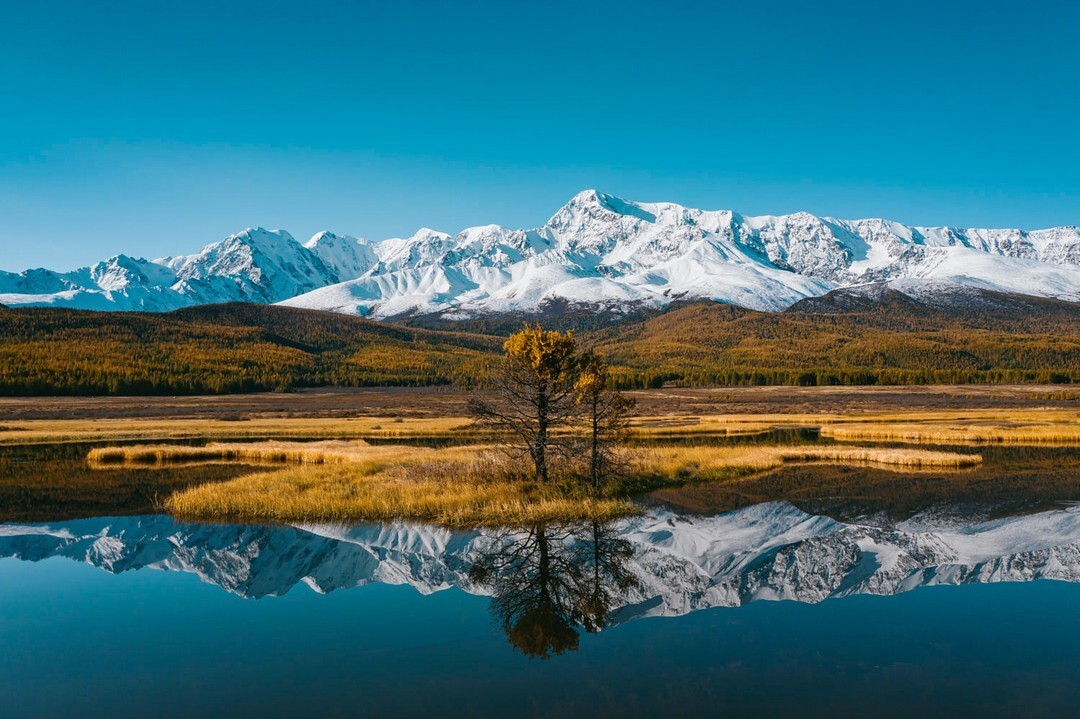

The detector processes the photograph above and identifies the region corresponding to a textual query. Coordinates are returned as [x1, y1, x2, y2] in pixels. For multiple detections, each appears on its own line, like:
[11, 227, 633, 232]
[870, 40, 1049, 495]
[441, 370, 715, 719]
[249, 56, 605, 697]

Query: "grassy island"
[82, 439, 982, 526]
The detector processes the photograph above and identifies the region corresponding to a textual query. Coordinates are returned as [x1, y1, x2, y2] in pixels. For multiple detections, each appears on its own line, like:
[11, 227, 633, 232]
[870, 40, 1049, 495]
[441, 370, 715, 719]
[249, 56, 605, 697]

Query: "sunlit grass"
[15, 405, 1045, 526]
[821, 422, 1080, 444]
[8, 407, 1076, 446]
[631, 408, 1080, 433]
[147, 440, 980, 526]
[88, 440, 377, 467]
[0, 416, 475, 446]
[164, 444, 634, 526]
[167, 469, 634, 527]
[632, 444, 980, 480]
[771, 446, 981, 467]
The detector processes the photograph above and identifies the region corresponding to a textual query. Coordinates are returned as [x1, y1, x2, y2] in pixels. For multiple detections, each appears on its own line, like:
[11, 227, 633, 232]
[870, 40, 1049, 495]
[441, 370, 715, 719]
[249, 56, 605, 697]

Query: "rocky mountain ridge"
[2, 191, 1078, 317]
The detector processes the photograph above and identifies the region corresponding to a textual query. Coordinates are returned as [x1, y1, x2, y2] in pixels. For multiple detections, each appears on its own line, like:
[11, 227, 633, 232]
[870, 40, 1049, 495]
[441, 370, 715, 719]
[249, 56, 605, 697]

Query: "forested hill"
[0, 304, 500, 395]
[592, 289, 1080, 387]
[0, 291, 1076, 395]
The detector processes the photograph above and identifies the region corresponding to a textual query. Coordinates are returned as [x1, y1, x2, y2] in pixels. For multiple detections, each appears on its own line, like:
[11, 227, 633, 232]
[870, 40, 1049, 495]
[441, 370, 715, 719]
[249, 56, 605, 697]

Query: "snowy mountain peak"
[558, 189, 657, 222]
[186, 227, 299, 260]
[89, 254, 177, 292]
[305, 231, 377, 282]
[1, 191, 1077, 316]
[164, 227, 338, 304]
[412, 227, 453, 241]
[305, 230, 352, 248]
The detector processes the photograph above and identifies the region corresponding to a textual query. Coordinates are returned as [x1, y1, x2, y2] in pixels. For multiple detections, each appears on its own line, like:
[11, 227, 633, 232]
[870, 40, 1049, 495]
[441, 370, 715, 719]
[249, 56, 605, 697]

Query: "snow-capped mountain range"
[1, 502, 1076, 618]
[2, 190, 1078, 318]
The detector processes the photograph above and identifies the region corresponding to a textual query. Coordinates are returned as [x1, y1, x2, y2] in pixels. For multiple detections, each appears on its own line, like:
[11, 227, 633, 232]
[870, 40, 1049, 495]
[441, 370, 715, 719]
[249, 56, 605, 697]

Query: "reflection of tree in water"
[574, 522, 637, 633]
[469, 522, 636, 659]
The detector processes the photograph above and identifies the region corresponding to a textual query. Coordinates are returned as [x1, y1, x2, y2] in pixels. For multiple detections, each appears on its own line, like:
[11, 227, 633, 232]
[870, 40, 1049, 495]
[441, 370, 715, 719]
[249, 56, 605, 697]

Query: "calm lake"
[0, 443, 1077, 718]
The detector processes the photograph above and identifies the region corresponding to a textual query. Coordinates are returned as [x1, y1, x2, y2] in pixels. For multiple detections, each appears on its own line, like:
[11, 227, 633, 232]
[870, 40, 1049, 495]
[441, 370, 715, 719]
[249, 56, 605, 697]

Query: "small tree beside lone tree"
[469, 325, 634, 491]
[575, 351, 636, 492]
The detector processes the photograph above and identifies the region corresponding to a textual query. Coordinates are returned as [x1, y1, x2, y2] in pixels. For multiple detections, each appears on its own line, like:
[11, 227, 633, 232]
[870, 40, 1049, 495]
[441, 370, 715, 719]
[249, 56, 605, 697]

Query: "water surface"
[0, 442, 1077, 717]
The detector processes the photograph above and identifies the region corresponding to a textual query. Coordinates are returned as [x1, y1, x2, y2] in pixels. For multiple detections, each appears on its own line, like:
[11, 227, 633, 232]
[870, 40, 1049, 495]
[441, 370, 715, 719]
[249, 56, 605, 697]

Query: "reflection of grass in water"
[159, 441, 978, 526]
[652, 444, 1080, 522]
[12, 435, 1062, 527]
[0, 442, 254, 522]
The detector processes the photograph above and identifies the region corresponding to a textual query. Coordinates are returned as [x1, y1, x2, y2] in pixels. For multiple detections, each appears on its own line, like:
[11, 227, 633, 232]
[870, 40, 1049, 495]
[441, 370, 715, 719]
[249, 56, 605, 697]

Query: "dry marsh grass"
[771, 446, 980, 467]
[0, 416, 476, 446]
[167, 468, 634, 526]
[87, 440, 377, 467]
[164, 444, 634, 526]
[821, 423, 1080, 444]
[5, 407, 1077, 447]
[632, 445, 980, 481]
[151, 440, 979, 526]
[627, 417, 777, 437]
[633, 408, 1080, 432]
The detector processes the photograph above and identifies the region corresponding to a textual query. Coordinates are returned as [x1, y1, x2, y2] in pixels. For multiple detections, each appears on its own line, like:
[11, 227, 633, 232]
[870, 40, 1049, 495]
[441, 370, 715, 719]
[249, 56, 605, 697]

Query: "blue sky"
[1, 0, 1077, 271]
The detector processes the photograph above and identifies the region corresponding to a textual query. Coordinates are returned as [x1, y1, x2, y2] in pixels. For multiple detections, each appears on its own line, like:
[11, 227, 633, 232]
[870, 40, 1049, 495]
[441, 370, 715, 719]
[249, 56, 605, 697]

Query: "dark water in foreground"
[1, 557, 1076, 718]
[0, 442, 1077, 717]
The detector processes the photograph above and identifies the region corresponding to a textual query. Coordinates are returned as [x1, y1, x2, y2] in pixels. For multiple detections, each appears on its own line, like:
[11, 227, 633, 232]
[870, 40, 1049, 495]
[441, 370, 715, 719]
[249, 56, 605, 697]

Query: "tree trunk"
[534, 382, 549, 482]
[590, 398, 601, 490]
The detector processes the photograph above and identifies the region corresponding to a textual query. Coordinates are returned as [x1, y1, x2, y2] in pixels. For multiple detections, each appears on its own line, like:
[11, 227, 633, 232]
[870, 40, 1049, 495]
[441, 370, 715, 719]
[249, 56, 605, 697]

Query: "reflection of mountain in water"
[1, 502, 1077, 622]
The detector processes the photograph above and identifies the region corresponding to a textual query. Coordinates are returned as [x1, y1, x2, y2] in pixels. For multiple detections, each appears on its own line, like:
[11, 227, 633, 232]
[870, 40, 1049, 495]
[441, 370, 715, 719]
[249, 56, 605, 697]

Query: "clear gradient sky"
[2, 0, 1078, 271]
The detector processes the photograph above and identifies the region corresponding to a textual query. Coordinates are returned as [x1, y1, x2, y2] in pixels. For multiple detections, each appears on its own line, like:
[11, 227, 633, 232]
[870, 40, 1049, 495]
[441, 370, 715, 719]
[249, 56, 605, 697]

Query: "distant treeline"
[0, 292, 1076, 395]
[609, 367, 1075, 389]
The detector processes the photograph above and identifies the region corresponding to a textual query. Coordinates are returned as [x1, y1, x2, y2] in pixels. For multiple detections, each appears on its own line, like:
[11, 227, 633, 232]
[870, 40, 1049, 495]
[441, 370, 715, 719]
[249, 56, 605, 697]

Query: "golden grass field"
[4, 392, 1072, 527]
[162, 443, 636, 526]
[633, 444, 980, 480]
[91, 440, 983, 526]
[88, 440, 380, 467]
[820, 422, 1080, 444]
[627, 408, 1080, 442]
[0, 416, 474, 446]
[4, 407, 1078, 446]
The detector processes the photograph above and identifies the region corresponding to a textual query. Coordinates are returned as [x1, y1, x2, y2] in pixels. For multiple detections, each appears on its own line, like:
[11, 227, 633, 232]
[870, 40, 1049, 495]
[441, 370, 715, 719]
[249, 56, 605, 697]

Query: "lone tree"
[574, 351, 635, 491]
[469, 325, 580, 483]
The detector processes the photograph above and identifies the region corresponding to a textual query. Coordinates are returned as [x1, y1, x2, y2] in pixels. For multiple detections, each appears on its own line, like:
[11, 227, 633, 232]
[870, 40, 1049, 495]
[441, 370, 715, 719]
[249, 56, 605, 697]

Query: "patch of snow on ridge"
[1, 191, 1078, 316]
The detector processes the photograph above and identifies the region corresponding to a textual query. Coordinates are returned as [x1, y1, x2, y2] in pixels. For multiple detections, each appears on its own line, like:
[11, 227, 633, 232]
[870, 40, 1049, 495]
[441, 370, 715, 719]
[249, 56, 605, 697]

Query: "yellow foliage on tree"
[469, 325, 580, 483]
[470, 326, 634, 489]
[501, 325, 579, 380]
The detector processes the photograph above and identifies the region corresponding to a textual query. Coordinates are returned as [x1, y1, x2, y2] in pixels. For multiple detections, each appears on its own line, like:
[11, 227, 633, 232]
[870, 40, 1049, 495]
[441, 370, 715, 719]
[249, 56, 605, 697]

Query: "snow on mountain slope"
[305, 231, 378, 282]
[2, 190, 1077, 316]
[281, 190, 1079, 317]
[0, 254, 191, 311]
[163, 228, 340, 304]
[1, 503, 1075, 617]
[0, 228, 343, 311]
